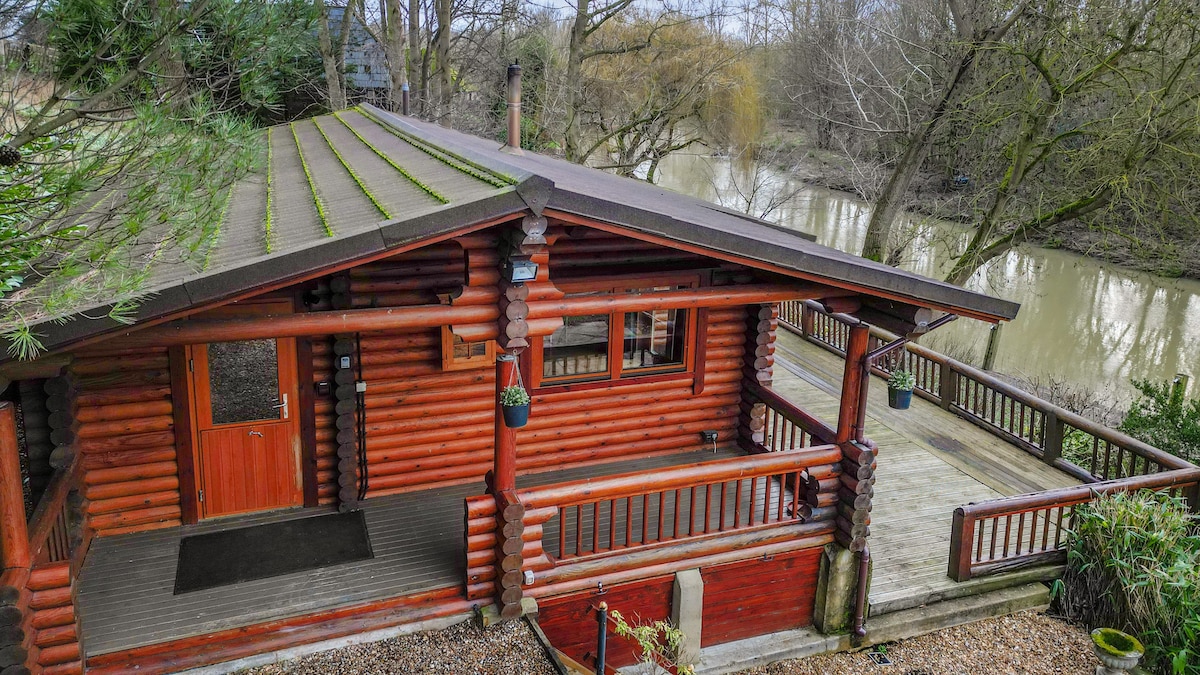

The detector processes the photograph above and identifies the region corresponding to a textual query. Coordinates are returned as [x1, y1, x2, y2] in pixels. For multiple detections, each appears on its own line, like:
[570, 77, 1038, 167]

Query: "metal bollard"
[595, 601, 608, 675]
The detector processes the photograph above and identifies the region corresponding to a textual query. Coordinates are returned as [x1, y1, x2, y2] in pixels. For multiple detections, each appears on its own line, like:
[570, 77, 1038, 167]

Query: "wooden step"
[35, 624, 77, 648]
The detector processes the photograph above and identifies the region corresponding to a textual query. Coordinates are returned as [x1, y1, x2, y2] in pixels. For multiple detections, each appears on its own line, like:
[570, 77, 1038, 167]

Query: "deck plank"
[771, 330, 1078, 614]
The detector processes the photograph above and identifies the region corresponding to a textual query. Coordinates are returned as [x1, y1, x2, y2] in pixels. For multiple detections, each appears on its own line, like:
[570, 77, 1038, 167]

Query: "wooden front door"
[188, 335, 303, 518]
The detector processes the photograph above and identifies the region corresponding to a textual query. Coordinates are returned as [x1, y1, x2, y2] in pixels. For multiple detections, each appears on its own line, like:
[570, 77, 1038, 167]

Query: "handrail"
[781, 300, 1195, 479]
[27, 456, 82, 566]
[516, 445, 842, 508]
[948, 467, 1200, 580]
[743, 382, 837, 448]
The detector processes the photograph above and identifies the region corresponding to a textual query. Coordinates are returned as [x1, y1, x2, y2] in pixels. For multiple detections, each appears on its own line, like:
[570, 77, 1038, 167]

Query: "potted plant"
[887, 370, 915, 409]
[1090, 628, 1143, 674]
[500, 384, 531, 428]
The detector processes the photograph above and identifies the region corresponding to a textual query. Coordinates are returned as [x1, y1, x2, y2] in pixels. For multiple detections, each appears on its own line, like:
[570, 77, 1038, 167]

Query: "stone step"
[689, 582, 1051, 675]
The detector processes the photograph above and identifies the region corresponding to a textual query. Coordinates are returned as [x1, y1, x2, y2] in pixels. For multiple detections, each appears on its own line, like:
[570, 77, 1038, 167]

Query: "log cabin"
[0, 87, 1026, 674]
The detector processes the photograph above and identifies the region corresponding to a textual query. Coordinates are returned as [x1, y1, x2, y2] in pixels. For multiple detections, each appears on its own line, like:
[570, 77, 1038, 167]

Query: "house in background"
[1, 86, 1192, 675]
[328, 5, 391, 106]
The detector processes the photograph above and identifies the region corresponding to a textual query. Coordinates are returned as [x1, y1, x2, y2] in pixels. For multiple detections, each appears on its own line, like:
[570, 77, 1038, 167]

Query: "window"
[535, 278, 697, 387]
[441, 326, 496, 371]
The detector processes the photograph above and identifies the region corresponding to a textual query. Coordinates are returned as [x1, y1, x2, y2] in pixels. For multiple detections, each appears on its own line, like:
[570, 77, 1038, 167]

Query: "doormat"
[173, 510, 373, 594]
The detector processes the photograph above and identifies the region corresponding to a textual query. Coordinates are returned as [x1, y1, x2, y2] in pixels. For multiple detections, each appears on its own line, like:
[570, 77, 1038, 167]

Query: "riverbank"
[759, 126, 1198, 280]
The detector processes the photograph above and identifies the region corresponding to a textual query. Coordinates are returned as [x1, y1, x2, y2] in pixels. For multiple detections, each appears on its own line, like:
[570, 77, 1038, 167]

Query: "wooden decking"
[772, 329, 1078, 615]
[75, 448, 741, 658]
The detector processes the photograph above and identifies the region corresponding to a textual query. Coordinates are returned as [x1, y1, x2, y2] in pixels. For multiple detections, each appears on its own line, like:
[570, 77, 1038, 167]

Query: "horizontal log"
[77, 416, 173, 440]
[34, 624, 76, 648]
[30, 587, 71, 612]
[80, 447, 175, 469]
[36, 641, 80, 667]
[27, 565, 69, 593]
[30, 606, 74, 630]
[84, 461, 178, 486]
[86, 491, 179, 516]
[76, 385, 172, 408]
[526, 285, 820, 320]
[89, 506, 180, 531]
[118, 304, 500, 347]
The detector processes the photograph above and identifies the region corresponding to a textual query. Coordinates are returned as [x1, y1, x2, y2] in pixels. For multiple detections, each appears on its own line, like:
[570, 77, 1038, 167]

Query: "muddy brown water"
[656, 153, 1200, 407]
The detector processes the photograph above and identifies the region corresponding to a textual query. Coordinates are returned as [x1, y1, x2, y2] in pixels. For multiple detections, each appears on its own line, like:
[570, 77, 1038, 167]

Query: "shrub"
[1055, 491, 1200, 675]
[1119, 379, 1200, 465]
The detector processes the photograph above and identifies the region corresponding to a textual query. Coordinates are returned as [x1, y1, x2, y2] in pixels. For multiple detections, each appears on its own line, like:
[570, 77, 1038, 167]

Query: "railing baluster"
[609, 499, 617, 550]
[734, 478, 744, 527]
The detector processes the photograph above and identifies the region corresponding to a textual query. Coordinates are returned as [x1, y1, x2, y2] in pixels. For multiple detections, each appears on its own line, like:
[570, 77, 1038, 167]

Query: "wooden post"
[982, 323, 1002, 371]
[0, 401, 30, 572]
[947, 507, 974, 581]
[1042, 410, 1064, 465]
[938, 362, 955, 411]
[493, 354, 518, 494]
[836, 324, 870, 445]
[800, 302, 814, 338]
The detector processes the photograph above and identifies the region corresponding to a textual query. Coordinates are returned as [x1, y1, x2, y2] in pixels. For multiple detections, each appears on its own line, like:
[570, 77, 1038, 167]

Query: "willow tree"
[942, 0, 1200, 284]
[0, 0, 316, 358]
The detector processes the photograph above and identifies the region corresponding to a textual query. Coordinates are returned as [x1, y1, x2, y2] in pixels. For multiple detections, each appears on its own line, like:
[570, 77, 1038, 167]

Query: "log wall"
[71, 346, 181, 537]
[27, 561, 82, 675]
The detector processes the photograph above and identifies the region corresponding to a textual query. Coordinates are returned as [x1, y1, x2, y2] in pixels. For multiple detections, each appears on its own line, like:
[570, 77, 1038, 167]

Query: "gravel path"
[239, 617, 558, 675]
[735, 612, 1095, 675]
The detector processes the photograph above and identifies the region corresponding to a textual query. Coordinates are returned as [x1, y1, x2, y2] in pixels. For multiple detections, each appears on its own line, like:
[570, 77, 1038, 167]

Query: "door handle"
[248, 430, 264, 437]
[272, 394, 289, 419]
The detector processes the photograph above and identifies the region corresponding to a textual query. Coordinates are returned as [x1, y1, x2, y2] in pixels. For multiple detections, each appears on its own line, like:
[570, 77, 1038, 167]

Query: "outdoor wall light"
[503, 258, 538, 284]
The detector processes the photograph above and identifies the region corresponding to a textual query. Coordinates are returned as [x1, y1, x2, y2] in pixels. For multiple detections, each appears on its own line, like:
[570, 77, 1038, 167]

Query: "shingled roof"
[8, 104, 1019, 359]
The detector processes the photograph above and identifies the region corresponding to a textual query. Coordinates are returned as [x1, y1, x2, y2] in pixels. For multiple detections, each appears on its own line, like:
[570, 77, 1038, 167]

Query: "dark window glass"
[208, 339, 281, 425]
[623, 308, 687, 372]
[543, 315, 610, 380]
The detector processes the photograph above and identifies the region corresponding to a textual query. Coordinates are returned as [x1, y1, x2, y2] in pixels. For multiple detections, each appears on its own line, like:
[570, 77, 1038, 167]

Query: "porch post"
[0, 401, 30, 572]
[493, 354, 518, 493]
[836, 323, 870, 445]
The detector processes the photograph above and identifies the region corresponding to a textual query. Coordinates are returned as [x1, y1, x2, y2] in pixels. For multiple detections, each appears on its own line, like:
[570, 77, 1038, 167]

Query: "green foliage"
[1119, 379, 1200, 465]
[887, 369, 916, 392]
[499, 385, 530, 407]
[608, 608, 695, 675]
[1056, 491, 1200, 675]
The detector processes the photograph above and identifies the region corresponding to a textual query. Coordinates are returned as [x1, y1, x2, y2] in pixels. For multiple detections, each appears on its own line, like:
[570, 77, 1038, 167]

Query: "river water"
[655, 153, 1200, 407]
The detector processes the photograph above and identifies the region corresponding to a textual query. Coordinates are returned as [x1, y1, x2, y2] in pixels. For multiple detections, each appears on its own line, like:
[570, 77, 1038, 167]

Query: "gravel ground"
[735, 612, 1095, 675]
[239, 617, 558, 675]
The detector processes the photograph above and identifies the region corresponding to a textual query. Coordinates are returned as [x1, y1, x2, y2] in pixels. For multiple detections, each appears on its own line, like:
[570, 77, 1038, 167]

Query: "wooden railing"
[948, 469, 1200, 580]
[744, 382, 837, 451]
[464, 446, 843, 601]
[27, 460, 85, 567]
[779, 299, 1200, 581]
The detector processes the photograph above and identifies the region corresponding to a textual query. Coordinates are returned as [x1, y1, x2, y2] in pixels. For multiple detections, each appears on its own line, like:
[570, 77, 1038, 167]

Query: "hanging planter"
[887, 370, 915, 410]
[500, 384, 531, 428]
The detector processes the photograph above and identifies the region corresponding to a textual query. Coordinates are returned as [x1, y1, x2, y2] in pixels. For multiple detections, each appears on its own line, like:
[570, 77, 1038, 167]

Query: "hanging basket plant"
[500, 384, 531, 428]
[887, 370, 916, 410]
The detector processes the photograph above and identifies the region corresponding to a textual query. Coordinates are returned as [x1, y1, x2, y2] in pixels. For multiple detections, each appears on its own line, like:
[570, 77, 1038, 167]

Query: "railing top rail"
[517, 445, 841, 508]
[795, 300, 1195, 471]
[745, 382, 837, 445]
[955, 467, 1200, 519]
[27, 457, 80, 562]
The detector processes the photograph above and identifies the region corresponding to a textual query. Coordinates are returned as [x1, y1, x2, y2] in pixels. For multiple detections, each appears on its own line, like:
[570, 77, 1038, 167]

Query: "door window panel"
[208, 339, 282, 425]
[543, 315, 610, 380]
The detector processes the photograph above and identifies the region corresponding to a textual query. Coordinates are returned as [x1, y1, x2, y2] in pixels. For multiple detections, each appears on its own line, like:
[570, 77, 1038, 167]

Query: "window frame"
[530, 273, 702, 392]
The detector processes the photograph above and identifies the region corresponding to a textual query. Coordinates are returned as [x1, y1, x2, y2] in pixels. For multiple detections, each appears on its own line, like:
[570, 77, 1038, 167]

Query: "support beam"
[117, 304, 500, 347]
[0, 402, 30, 573]
[493, 354, 518, 494]
[836, 324, 870, 445]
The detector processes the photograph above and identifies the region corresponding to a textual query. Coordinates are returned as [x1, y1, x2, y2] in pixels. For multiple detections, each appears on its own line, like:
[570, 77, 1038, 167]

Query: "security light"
[504, 258, 538, 284]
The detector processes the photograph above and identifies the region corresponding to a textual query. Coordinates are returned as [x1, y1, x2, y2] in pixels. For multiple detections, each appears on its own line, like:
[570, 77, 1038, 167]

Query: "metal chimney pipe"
[503, 61, 523, 155]
[401, 82, 410, 116]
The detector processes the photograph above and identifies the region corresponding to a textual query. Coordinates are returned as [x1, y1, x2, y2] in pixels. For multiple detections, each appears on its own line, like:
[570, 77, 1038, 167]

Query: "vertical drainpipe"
[503, 61, 523, 155]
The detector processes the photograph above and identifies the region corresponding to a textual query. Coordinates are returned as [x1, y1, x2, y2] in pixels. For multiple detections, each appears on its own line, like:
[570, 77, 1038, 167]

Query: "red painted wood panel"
[537, 575, 674, 670]
[699, 547, 822, 646]
[198, 423, 300, 517]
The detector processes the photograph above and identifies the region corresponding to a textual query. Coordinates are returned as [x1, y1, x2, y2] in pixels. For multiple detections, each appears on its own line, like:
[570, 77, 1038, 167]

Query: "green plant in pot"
[887, 370, 915, 410]
[500, 384, 531, 428]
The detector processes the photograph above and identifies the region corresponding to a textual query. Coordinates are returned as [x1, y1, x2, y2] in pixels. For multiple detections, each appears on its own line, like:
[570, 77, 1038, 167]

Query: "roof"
[5, 104, 1019, 360]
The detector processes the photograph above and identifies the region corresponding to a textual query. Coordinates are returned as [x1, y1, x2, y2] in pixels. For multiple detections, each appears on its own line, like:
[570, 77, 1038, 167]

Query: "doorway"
[185, 304, 303, 519]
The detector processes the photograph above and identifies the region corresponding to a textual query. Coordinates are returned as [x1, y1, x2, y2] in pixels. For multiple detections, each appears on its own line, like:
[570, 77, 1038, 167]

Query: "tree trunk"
[408, 0, 421, 112]
[434, 0, 452, 126]
[316, 0, 346, 110]
[383, 0, 407, 112]
[563, 0, 590, 163]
